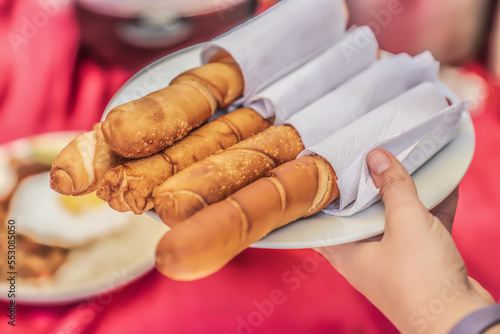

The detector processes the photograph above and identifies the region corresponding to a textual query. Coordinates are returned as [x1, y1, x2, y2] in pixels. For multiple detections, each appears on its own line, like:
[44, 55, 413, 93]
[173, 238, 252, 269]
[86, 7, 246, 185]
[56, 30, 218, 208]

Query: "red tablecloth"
[1, 1, 499, 333]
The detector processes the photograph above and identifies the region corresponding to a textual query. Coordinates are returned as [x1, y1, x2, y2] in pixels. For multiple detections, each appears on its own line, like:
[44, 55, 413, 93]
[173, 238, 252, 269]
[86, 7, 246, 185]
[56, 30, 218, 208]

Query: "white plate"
[103, 45, 475, 249]
[0, 132, 168, 304]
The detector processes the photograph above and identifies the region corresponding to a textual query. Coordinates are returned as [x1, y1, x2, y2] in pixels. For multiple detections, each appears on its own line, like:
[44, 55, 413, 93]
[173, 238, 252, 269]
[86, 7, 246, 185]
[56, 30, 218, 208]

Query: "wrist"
[435, 294, 494, 334]
[484, 324, 500, 334]
[401, 287, 495, 334]
[449, 303, 500, 334]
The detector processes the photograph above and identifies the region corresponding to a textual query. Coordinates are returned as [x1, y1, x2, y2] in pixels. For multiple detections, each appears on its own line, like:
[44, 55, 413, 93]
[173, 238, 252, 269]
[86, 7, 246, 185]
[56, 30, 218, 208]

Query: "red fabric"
[0, 1, 499, 334]
[0, 0, 131, 143]
[453, 63, 500, 301]
[4, 249, 397, 334]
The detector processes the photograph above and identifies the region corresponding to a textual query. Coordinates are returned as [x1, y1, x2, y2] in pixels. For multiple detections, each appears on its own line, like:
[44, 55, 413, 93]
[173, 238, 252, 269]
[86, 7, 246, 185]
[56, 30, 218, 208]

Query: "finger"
[313, 239, 378, 277]
[468, 277, 496, 304]
[366, 149, 431, 234]
[314, 242, 378, 286]
[313, 244, 359, 276]
[430, 187, 459, 233]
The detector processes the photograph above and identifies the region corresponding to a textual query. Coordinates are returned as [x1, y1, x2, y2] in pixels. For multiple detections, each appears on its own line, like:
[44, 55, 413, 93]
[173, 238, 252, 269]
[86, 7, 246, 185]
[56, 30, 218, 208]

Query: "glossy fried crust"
[155, 155, 339, 281]
[96, 108, 270, 214]
[153, 125, 305, 226]
[50, 122, 127, 196]
[101, 61, 244, 159]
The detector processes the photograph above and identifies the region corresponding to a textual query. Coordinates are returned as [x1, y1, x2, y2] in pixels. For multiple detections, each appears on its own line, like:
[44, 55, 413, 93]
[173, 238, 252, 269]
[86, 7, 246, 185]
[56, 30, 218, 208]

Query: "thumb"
[366, 149, 431, 233]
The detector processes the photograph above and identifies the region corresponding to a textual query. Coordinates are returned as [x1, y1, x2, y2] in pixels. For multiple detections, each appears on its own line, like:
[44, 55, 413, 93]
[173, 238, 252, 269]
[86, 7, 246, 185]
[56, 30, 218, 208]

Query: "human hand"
[316, 149, 495, 334]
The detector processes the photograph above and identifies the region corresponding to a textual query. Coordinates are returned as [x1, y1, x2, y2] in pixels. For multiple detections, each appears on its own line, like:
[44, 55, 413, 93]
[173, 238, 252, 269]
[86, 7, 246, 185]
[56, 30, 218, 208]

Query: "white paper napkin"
[201, 0, 347, 101]
[300, 82, 467, 216]
[244, 26, 378, 122]
[286, 51, 439, 147]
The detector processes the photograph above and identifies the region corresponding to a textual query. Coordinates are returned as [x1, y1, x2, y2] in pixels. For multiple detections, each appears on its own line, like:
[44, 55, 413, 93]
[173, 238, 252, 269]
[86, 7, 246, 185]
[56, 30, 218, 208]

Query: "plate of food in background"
[0, 132, 167, 303]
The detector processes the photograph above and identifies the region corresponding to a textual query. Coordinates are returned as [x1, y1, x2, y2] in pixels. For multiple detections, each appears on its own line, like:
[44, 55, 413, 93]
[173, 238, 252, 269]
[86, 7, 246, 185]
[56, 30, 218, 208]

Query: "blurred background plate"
[76, 0, 257, 69]
[0, 132, 167, 304]
[102, 45, 475, 250]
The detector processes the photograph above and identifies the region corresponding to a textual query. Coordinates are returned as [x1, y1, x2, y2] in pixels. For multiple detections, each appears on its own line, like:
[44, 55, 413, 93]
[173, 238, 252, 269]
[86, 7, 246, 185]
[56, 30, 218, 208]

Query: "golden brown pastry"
[153, 125, 305, 226]
[155, 155, 339, 281]
[101, 60, 244, 158]
[96, 108, 271, 214]
[50, 122, 127, 196]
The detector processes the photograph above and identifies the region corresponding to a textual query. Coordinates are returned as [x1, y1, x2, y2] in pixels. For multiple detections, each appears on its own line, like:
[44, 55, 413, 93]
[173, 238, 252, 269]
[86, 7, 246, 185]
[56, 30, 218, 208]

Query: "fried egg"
[10, 172, 132, 247]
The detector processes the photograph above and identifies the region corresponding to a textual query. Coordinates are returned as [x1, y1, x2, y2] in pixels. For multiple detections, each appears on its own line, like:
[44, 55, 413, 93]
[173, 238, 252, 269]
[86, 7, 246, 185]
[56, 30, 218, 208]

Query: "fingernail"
[367, 150, 391, 176]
